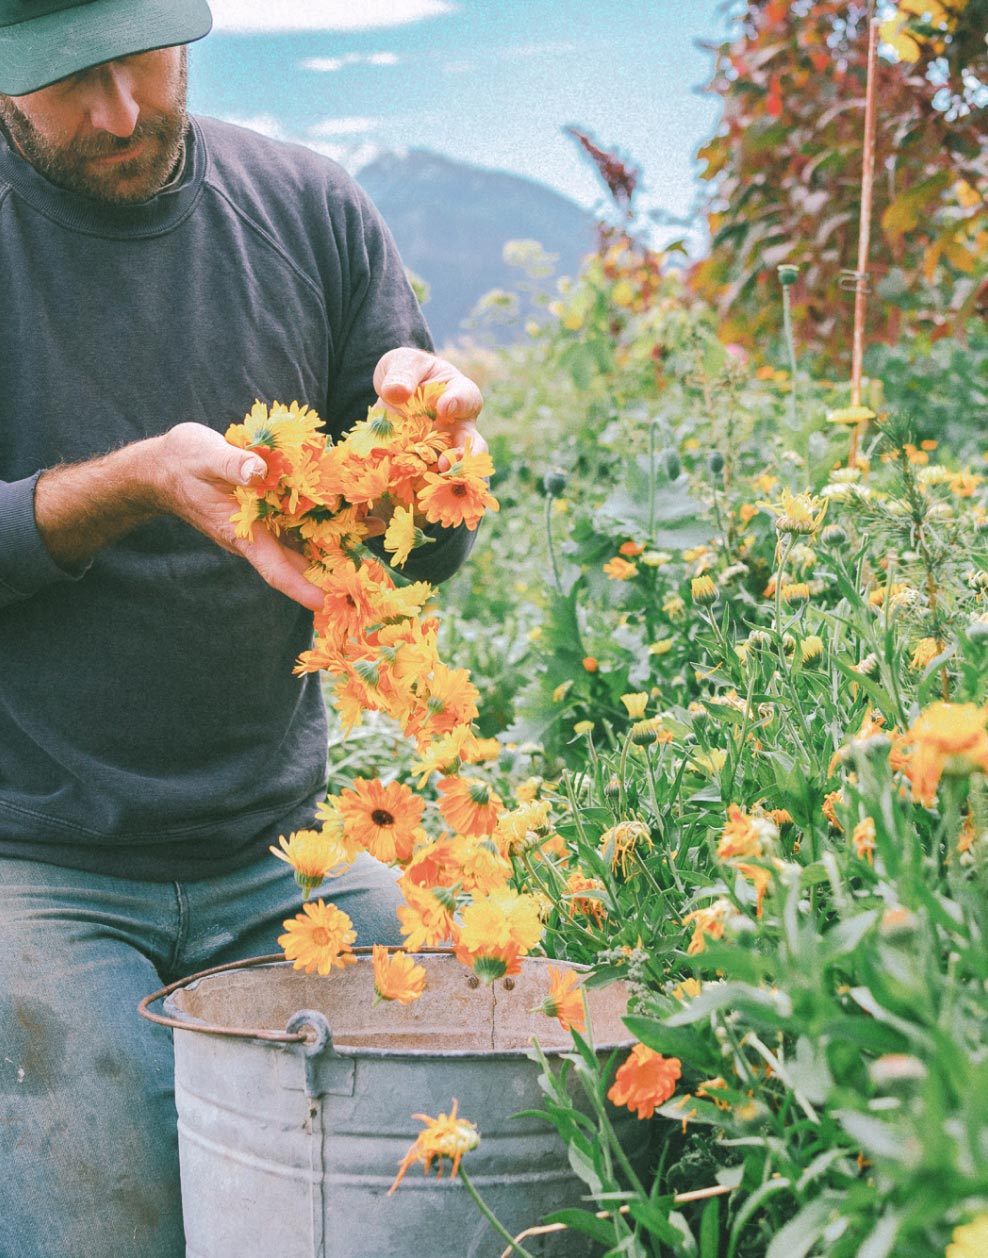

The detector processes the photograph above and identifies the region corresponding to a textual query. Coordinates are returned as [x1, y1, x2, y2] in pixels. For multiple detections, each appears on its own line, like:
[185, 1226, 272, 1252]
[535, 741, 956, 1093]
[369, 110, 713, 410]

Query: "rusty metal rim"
[138, 950, 632, 1057]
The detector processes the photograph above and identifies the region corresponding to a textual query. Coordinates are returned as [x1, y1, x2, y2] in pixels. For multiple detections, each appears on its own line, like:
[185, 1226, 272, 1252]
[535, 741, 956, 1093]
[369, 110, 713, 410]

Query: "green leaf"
[699, 1197, 721, 1258]
[764, 1196, 835, 1258]
[543, 1208, 617, 1245]
[623, 1015, 723, 1074]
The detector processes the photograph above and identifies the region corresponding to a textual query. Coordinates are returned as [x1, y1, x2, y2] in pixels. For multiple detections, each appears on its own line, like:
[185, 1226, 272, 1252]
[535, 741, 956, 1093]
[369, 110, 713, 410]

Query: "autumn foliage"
[690, 0, 988, 365]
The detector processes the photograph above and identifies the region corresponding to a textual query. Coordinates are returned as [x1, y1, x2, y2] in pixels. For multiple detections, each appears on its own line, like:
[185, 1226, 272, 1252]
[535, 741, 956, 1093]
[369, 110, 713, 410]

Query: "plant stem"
[781, 285, 799, 433]
[545, 493, 563, 593]
[459, 1169, 539, 1258]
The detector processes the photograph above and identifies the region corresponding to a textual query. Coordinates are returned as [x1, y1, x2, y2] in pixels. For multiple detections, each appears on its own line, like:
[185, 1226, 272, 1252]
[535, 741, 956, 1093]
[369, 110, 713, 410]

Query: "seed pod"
[661, 448, 682, 481]
[777, 264, 799, 287]
[543, 467, 568, 496]
[708, 449, 725, 475]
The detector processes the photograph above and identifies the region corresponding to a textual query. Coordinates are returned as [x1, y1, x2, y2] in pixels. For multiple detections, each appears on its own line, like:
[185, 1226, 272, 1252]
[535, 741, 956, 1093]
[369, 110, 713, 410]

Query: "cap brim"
[0, 0, 212, 96]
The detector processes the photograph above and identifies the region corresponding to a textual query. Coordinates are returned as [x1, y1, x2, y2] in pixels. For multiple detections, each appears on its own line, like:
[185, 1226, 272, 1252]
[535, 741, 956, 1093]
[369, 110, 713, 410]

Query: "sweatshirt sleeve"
[325, 176, 478, 587]
[0, 473, 89, 608]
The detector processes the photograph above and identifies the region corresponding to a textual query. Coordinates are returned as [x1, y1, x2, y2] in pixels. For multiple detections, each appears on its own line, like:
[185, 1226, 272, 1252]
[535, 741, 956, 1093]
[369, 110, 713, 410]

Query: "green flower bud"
[777, 264, 799, 287]
[708, 450, 725, 475]
[821, 523, 847, 547]
[661, 448, 682, 481]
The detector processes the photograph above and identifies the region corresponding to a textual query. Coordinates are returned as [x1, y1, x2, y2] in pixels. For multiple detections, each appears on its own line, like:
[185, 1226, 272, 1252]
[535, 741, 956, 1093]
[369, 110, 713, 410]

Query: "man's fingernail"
[241, 460, 265, 484]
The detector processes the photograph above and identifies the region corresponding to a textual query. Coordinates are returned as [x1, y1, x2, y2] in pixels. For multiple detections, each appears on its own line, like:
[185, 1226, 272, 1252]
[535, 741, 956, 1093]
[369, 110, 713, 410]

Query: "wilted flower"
[388, 1099, 480, 1194]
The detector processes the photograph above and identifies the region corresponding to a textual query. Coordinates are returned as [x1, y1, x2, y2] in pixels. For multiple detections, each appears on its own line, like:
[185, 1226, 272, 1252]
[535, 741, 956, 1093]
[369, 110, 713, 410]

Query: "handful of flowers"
[224, 385, 546, 995]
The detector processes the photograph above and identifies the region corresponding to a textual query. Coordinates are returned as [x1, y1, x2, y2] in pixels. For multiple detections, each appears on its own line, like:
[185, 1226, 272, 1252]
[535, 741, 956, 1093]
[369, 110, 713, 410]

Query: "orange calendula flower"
[417, 445, 499, 530]
[535, 965, 586, 1033]
[278, 900, 358, 975]
[681, 898, 732, 955]
[904, 701, 988, 807]
[607, 1044, 682, 1119]
[583, 656, 599, 672]
[372, 946, 427, 1005]
[603, 556, 638, 580]
[388, 1099, 479, 1195]
[566, 871, 608, 926]
[338, 777, 425, 864]
[717, 804, 765, 862]
[852, 817, 876, 864]
[438, 776, 503, 837]
[618, 540, 645, 557]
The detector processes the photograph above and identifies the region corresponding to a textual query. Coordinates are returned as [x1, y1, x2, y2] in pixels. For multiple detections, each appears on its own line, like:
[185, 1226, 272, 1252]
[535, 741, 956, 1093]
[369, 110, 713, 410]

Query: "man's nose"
[85, 63, 140, 137]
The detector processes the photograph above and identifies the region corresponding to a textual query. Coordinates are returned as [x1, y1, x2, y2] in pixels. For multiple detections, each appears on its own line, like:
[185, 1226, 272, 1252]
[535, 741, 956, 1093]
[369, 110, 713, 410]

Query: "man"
[0, 2, 485, 1253]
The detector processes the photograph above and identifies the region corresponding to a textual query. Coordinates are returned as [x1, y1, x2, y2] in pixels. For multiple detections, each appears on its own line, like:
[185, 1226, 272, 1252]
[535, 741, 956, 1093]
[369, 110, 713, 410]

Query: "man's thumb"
[238, 456, 266, 485]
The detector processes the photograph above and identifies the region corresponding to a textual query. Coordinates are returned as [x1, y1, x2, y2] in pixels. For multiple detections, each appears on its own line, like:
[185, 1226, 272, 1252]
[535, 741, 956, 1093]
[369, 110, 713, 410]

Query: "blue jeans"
[0, 852, 402, 1258]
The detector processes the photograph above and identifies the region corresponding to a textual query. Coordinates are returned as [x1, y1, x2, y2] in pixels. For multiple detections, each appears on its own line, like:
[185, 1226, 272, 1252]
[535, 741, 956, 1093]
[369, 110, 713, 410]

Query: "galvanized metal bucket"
[141, 950, 647, 1258]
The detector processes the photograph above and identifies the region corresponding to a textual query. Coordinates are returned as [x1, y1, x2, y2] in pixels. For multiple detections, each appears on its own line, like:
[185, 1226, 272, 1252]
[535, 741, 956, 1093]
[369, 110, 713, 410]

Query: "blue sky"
[188, 1, 736, 244]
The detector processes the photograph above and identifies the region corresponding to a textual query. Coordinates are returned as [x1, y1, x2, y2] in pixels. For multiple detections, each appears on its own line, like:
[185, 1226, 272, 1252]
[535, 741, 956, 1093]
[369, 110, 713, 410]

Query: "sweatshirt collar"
[0, 116, 205, 237]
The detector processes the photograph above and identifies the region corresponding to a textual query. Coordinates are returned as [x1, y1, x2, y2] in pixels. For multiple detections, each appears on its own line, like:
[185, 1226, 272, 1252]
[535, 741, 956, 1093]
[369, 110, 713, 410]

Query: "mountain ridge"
[355, 147, 597, 347]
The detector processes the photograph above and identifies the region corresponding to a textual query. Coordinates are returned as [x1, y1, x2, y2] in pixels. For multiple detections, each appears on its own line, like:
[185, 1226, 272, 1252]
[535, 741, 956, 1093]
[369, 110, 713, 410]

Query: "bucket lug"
[285, 1009, 356, 1099]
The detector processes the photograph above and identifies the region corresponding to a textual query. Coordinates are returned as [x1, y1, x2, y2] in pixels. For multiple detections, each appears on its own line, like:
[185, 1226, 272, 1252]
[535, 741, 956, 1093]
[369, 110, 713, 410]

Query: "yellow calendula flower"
[691, 575, 718, 605]
[801, 634, 824, 663]
[663, 592, 686, 621]
[620, 692, 649, 719]
[827, 405, 876, 426]
[372, 945, 427, 1006]
[573, 719, 595, 736]
[781, 582, 810, 605]
[388, 1099, 480, 1194]
[760, 487, 828, 536]
[905, 701, 988, 807]
[910, 637, 942, 672]
[599, 820, 652, 876]
[946, 1215, 988, 1258]
[382, 505, 418, 568]
[269, 828, 354, 897]
[649, 638, 674, 656]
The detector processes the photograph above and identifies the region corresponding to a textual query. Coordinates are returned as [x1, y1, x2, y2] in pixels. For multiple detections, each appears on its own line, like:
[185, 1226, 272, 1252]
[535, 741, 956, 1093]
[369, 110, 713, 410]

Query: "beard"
[0, 50, 188, 205]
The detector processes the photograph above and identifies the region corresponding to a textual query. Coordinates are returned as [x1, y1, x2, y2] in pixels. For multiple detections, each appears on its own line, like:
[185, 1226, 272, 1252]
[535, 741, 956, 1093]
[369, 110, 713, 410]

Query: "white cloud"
[308, 116, 382, 137]
[218, 113, 288, 139]
[300, 51, 399, 73]
[209, 0, 455, 32]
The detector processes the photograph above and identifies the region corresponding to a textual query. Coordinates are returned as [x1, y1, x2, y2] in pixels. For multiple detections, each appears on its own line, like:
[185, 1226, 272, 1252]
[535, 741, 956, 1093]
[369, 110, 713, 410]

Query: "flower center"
[311, 928, 331, 946]
[372, 809, 395, 827]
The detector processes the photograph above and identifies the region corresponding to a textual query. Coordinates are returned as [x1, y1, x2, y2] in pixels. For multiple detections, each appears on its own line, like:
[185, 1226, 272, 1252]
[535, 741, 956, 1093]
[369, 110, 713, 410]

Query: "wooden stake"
[849, 14, 881, 464]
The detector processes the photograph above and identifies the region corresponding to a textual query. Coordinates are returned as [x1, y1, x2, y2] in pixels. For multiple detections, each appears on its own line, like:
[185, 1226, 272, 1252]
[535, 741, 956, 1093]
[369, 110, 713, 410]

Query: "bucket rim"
[139, 950, 635, 1057]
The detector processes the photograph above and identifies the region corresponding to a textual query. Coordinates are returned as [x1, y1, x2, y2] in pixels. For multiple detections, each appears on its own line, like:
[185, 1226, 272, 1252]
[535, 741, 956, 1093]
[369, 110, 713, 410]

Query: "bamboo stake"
[498, 1183, 735, 1258]
[848, 14, 881, 465]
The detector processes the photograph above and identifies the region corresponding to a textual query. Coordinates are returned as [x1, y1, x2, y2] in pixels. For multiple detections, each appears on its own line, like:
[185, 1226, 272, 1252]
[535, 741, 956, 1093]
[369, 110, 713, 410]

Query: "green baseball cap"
[0, 0, 212, 96]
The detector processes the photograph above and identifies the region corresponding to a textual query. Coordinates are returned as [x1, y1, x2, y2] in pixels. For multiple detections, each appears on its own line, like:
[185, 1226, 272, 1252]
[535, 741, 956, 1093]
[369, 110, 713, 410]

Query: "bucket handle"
[137, 947, 455, 1042]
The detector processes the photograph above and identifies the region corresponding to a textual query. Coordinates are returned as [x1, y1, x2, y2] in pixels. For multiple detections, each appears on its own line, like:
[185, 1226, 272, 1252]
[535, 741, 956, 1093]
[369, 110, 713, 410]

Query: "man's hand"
[149, 424, 324, 610]
[373, 347, 486, 470]
[34, 423, 324, 611]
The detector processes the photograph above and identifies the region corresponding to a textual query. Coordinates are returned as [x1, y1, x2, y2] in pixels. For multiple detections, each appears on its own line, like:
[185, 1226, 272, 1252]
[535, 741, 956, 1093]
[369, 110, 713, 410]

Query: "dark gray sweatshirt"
[0, 115, 472, 880]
